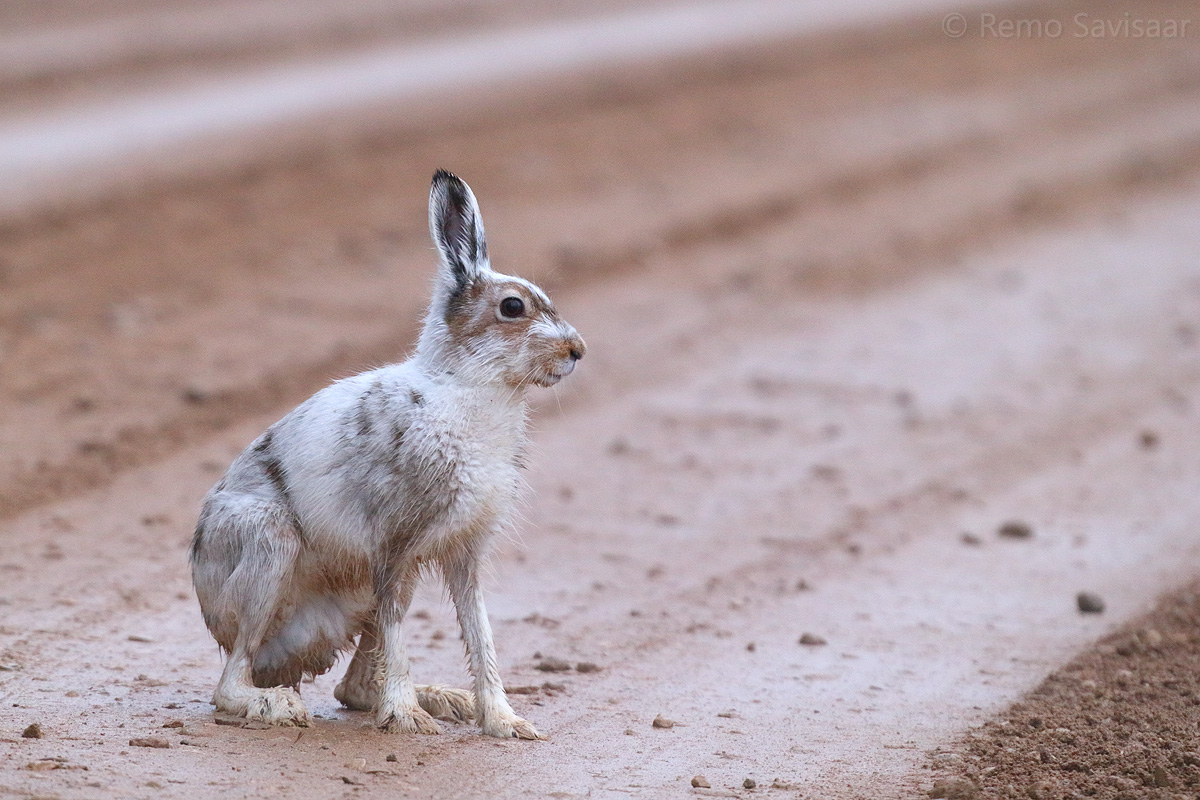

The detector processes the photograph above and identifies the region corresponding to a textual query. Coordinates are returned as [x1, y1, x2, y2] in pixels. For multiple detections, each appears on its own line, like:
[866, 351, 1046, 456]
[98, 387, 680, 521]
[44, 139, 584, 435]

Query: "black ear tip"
[432, 168, 460, 187]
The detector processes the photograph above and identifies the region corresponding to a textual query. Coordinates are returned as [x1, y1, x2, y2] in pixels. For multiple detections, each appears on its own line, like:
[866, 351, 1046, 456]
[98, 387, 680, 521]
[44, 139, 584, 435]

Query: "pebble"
[575, 662, 602, 673]
[798, 633, 827, 646]
[652, 714, 676, 729]
[1076, 592, 1105, 614]
[743, 777, 757, 789]
[386, 754, 398, 762]
[535, 657, 572, 672]
[959, 532, 982, 546]
[22, 723, 43, 739]
[161, 720, 184, 729]
[997, 521, 1033, 540]
[129, 737, 170, 749]
[928, 776, 978, 799]
[691, 775, 710, 788]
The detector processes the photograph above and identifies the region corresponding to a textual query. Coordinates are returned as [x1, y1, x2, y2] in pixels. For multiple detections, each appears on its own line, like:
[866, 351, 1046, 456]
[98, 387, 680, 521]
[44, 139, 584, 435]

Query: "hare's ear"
[429, 169, 488, 295]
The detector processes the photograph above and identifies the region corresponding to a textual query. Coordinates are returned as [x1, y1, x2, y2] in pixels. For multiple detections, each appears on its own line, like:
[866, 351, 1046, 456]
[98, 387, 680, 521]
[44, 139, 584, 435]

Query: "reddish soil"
[930, 583, 1200, 800]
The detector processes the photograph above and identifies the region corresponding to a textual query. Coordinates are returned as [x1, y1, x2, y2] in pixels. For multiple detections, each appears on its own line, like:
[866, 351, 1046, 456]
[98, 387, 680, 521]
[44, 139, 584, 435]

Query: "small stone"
[1140, 430, 1160, 449]
[959, 532, 982, 546]
[575, 662, 602, 673]
[341, 776, 364, 786]
[1076, 592, 1105, 614]
[745, 642, 756, 652]
[507, 685, 540, 695]
[25, 760, 59, 771]
[652, 714, 675, 729]
[929, 777, 978, 799]
[129, 737, 170, 749]
[798, 633, 827, 646]
[1154, 766, 1172, 788]
[386, 754, 398, 762]
[997, 521, 1033, 540]
[743, 777, 757, 789]
[535, 657, 572, 672]
[22, 723, 43, 739]
[127, 635, 153, 643]
[161, 720, 184, 729]
[691, 775, 711, 788]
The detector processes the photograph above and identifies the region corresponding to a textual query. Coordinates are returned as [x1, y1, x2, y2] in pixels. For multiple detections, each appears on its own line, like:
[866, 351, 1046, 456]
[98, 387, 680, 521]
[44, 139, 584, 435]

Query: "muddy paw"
[481, 712, 546, 740]
[378, 704, 442, 735]
[416, 685, 475, 723]
[247, 687, 311, 727]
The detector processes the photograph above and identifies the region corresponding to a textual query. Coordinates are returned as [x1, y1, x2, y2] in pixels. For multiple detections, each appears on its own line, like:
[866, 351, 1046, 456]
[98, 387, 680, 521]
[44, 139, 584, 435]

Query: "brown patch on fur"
[443, 280, 487, 333]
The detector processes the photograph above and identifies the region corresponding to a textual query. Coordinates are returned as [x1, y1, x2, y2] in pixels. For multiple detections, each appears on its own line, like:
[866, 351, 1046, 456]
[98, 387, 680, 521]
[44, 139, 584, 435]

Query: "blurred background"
[2, 0, 1200, 797]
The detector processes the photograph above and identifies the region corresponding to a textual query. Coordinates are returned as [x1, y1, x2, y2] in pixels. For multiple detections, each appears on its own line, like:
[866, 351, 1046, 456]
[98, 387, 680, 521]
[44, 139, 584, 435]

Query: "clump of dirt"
[929, 582, 1200, 799]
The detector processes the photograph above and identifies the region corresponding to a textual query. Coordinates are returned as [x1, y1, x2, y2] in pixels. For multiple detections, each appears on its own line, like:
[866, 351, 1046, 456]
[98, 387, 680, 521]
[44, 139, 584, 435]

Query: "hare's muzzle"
[567, 333, 586, 362]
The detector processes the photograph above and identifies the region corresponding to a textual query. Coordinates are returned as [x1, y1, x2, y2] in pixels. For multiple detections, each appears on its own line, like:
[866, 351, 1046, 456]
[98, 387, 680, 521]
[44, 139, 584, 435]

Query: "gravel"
[997, 521, 1033, 540]
[1076, 592, 1105, 614]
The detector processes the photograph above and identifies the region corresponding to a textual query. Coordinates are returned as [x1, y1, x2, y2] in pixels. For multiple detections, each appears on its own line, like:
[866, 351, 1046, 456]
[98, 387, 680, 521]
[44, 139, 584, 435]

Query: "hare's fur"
[190, 170, 584, 739]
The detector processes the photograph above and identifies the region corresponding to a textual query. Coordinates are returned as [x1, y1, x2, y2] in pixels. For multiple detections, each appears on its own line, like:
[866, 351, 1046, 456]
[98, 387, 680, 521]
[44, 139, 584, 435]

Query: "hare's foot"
[215, 685, 311, 727]
[248, 687, 312, 727]
[416, 685, 474, 723]
[377, 700, 442, 734]
[480, 710, 546, 740]
[334, 671, 377, 711]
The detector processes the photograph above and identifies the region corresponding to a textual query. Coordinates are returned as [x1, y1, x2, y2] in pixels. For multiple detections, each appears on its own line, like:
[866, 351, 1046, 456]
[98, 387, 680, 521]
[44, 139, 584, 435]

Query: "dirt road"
[3, 0, 1200, 797]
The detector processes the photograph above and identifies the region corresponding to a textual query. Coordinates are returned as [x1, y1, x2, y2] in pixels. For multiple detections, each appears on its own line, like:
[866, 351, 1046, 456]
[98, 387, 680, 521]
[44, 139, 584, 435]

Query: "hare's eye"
[499, 297, 525, 318]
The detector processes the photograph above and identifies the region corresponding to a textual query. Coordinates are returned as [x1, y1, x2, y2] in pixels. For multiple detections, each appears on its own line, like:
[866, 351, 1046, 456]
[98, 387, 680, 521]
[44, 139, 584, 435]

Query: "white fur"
[190, 170, 584, 739]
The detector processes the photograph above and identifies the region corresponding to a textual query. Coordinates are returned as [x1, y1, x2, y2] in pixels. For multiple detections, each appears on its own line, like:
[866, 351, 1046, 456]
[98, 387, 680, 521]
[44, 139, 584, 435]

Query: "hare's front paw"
[247, 687, 311, 727]
[481, 711, 546, 740]
[378, 703, 442, 735]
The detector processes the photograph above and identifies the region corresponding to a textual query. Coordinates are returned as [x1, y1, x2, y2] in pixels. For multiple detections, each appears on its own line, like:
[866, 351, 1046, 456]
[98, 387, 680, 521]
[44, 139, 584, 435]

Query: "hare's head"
[417, 170, 585, 388]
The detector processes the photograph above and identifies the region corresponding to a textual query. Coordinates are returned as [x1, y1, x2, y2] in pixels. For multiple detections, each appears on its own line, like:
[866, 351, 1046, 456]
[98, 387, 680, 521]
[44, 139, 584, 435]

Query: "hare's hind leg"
[210, 514, 311, 727]
[335, 620, 474, 721]
[335, 621, 379, 711]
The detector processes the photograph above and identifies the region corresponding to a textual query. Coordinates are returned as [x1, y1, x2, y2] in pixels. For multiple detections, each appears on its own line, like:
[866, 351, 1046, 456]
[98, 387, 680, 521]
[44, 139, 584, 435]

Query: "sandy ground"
[2, 0, 1200, 797]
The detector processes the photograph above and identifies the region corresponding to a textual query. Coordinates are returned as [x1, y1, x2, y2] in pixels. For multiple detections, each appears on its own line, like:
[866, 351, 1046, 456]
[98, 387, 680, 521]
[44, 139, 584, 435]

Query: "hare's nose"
[567, 334, 586, 361]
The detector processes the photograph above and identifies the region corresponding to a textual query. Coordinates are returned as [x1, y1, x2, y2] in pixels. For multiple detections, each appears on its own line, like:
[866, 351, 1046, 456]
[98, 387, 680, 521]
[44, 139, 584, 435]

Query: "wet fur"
[190, 170, 584, 737]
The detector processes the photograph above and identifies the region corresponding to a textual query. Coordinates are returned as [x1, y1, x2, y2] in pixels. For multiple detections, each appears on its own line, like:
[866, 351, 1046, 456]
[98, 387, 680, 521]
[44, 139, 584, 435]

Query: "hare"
[189, 170, 584, 739]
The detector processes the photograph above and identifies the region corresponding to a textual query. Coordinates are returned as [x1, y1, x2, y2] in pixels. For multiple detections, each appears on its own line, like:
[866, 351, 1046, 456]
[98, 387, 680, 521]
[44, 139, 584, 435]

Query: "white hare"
[190, 170, 584, 739]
